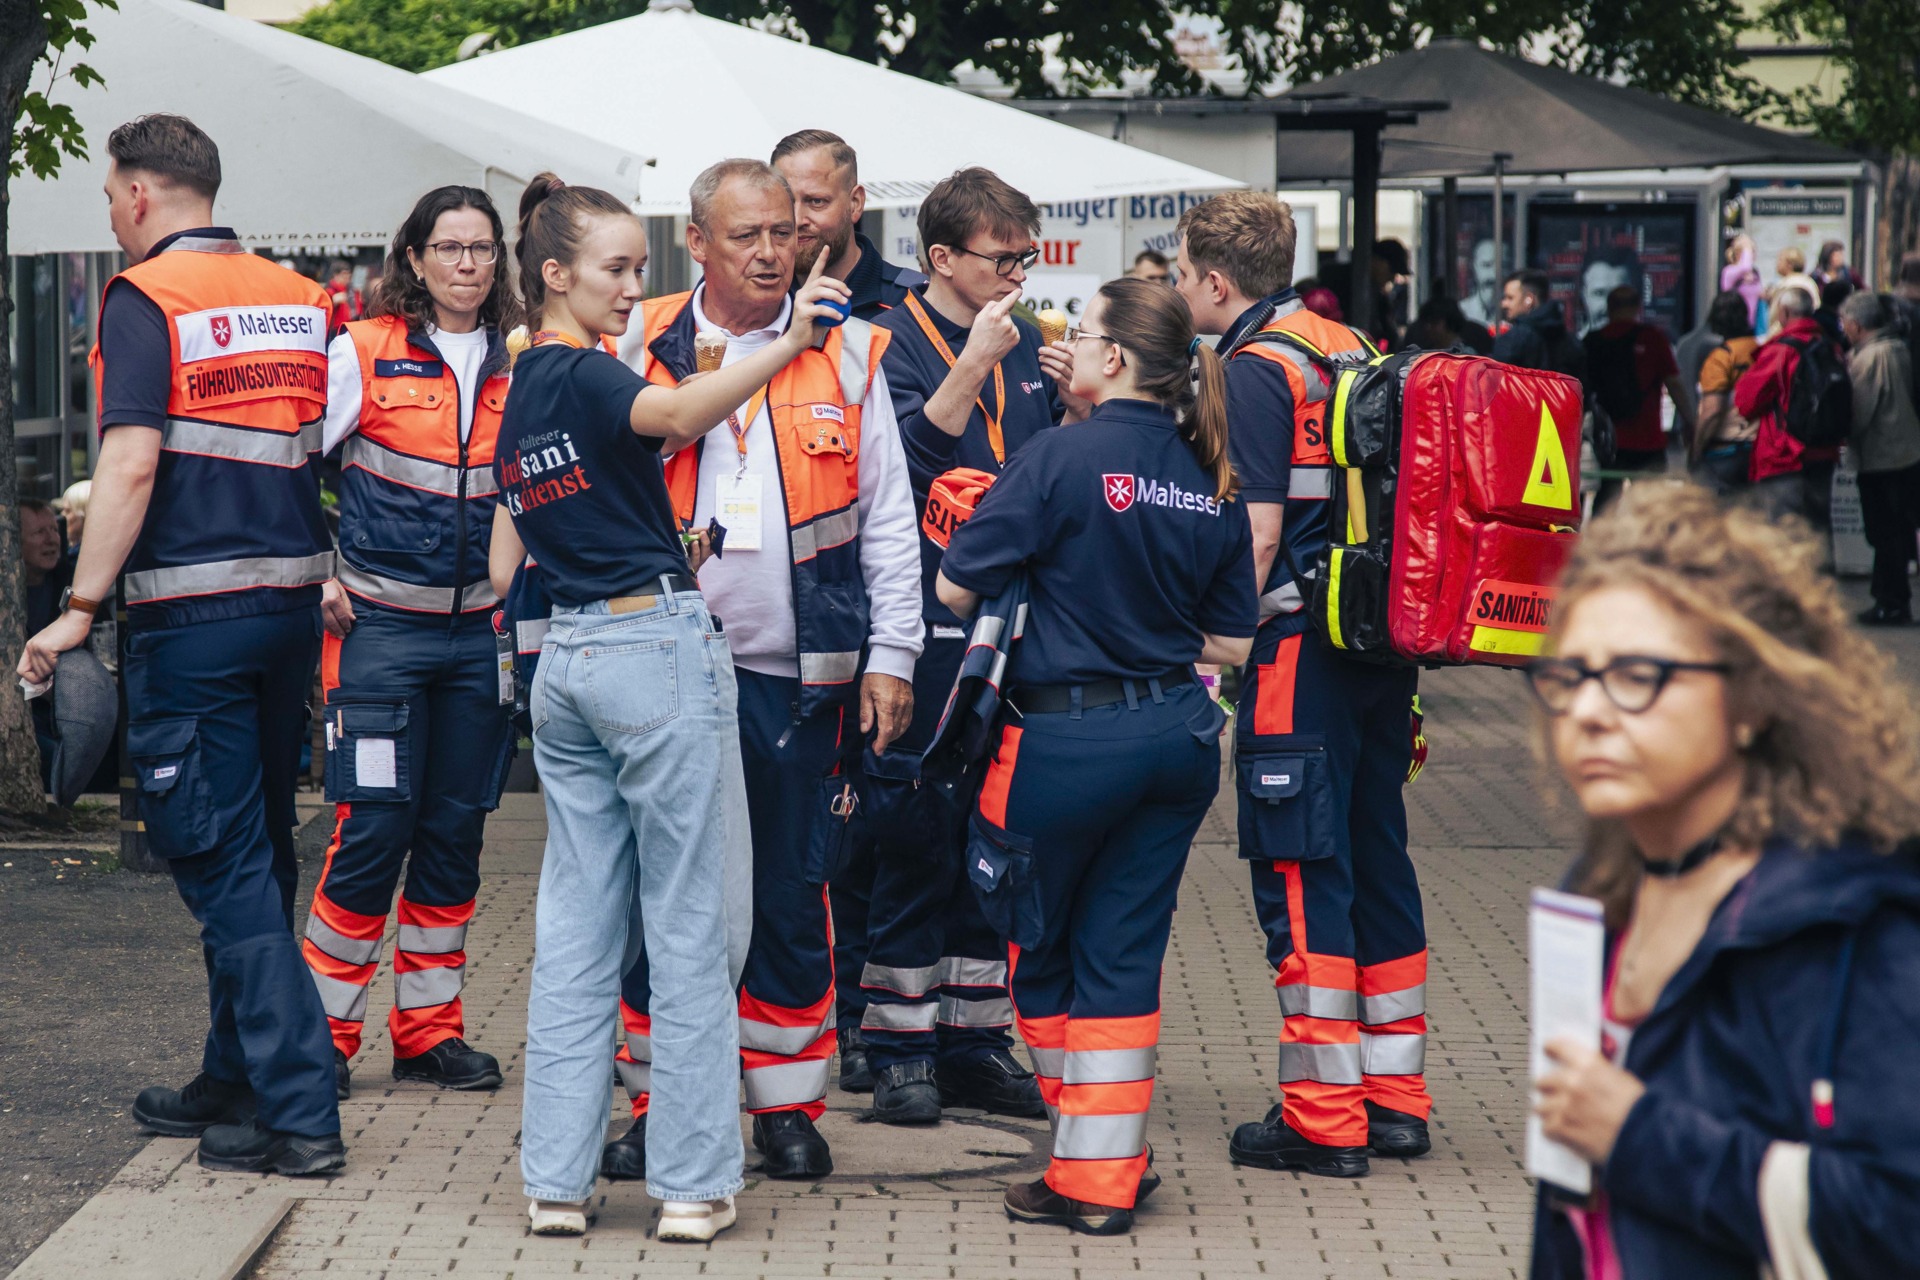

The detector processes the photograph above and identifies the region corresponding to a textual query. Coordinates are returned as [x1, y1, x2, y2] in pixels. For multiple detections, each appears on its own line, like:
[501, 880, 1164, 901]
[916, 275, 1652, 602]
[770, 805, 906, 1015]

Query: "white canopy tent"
[426, 0, 1242, 215]
[7, 0, 649, 254]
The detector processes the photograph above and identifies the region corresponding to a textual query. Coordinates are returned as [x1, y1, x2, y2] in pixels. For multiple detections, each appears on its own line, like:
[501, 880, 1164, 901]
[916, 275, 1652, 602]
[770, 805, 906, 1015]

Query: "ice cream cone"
[694, 330, 728, 373]
[1036, 309, 1070, 346]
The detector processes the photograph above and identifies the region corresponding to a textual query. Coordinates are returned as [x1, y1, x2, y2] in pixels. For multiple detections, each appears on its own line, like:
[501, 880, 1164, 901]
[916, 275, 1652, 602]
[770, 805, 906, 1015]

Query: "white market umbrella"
[7, 0, 649, 254]
[426, 0, 1242, 215]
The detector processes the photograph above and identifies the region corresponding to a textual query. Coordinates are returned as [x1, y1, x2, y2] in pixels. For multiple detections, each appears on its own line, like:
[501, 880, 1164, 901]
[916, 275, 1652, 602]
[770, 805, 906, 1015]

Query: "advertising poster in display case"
[1423, 194, 1516, 330]
[1744, 190, 1853, 283]
[1527, 202, 1697, 340]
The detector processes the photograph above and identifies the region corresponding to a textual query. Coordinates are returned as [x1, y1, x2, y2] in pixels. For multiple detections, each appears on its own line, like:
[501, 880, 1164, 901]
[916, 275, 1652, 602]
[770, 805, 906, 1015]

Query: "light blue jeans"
[520, 591, 749, 1204]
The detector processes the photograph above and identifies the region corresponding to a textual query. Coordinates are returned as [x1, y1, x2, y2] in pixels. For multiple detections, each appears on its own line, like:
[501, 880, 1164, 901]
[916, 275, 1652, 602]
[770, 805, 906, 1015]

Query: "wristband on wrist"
[60, 588, 102, 619]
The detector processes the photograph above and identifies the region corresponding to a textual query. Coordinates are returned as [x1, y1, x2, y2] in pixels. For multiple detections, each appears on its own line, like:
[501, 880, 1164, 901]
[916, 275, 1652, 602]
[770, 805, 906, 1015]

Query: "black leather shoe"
[1003, 1177, 1132, 1236]
[600, 1114, 646, 1181]
[131, 1072, 254, 1138]
[751, 1110, 833, 1179]
[1365, 1100, 1431, 1158]
[1229, 1105, 1369, 1178]
[1858, 604, 1914, 627]
[871, 1061, 942, 1125]
[937, 1050, 1047, 1118]
[197, 1117, 346, 1176]
[392, 1037, 503, 1090]
[334, 1050, 351, 1101]
[839, 1027, 874, 1094]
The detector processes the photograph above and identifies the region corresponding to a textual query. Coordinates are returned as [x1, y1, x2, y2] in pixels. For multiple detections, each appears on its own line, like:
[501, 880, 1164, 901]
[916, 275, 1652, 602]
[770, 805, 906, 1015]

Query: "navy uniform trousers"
[859, 634, 1016, 1072]
[1236, 625, 1429, 1149]
[124, 605, 339, 1138]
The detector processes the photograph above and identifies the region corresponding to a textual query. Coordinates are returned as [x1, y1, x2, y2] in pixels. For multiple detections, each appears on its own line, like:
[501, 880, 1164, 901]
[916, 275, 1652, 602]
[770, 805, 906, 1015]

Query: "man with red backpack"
[1734, 286, 1851, 529]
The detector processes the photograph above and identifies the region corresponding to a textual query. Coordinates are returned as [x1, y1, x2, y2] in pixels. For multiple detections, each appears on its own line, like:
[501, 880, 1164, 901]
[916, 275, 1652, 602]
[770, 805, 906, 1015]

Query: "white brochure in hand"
[1526, 887, 1606, 1195]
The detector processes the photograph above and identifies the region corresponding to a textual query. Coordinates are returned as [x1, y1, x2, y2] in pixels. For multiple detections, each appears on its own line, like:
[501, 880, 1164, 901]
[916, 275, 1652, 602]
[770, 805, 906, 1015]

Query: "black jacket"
[1495, 301, 1585, 379]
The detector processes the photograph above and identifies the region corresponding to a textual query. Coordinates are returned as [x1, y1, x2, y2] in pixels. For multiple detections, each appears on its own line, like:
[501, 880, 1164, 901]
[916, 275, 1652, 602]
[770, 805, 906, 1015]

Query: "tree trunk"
[0, 0, 54, 817]
[1875, 152, 1920, 287]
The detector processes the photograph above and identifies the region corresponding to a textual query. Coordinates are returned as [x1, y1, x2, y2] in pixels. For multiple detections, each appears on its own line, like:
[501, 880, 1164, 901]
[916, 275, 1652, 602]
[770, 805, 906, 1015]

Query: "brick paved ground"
[14, 664, 1591, 1280]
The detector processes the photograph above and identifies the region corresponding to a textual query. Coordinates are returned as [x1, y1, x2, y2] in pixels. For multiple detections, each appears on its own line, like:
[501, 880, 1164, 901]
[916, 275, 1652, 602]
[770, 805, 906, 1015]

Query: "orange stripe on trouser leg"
[1048, 1014, 1158, 1209]
[302, 938, 378, 1056]
[617, 1004, 651, 1117]
[1252, 634, 1302, 736]
[320, 631, 342, 699]
[739, 986, 837, 1118]
[1280, 1015, 1366, 1146]
[1359, 950, 1430, 1117]
[1008, 947, 1068, 1112]
[977, 725, 1022, 827]
[390, 948, 466, 1057]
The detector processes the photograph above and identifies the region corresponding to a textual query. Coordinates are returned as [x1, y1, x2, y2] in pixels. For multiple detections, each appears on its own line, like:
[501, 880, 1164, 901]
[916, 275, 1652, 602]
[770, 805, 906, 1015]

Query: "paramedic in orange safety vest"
[1173, 192, 1433, 1178]
[608, 159, 923, 1182]
[19, 114, 343, 1176]
[301, 186, 517, 1102]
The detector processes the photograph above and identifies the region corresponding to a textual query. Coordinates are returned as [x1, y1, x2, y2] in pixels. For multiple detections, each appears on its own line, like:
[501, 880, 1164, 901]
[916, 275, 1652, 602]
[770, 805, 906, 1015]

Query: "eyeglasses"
[1524, 655, 1732, 716]
[1065, 326, 1125, 365]
[951, 244, 1040, 277]
[424, 240, 500, 265]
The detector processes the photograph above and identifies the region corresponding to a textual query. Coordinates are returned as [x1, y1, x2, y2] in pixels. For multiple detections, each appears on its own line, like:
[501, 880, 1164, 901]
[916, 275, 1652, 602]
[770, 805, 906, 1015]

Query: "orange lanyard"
[529, 329, 587, 349]
[904, 292, 1006, 463]
[725, 386, 771, 472]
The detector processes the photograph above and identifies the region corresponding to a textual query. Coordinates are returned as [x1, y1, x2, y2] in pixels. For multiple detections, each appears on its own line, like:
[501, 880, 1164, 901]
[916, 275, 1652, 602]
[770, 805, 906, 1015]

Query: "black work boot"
[838, 1027, 874, 1093]
[1229, 1104, 1369, 1178]
[1365, 1100, 1432, 1158]
[392, 1037, 503, 1090]
[131, 1072, 255, 1138]
[334, 1050, 352, 1101]
[751, 1110, 833, 1179]
[1003, 1177, 1132, 1236]
[197, 1117, 346, 1176]
[871, 1061, 942, 1125]
[600, 1114, 646, 1181]
[937, 1049, 1047, 1118]
[1858, 604, 1914, 627]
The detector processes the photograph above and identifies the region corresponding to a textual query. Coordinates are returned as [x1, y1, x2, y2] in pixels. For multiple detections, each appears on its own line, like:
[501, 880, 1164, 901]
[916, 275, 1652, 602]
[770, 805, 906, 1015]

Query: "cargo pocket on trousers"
[858, 746, 957, 857]
[1236, 750, 1336, 861]
[128, 716, 219, 859]
[804, 775, 863, 885]
[966, 814, 1044, 950]
[323, 697, 412, 803]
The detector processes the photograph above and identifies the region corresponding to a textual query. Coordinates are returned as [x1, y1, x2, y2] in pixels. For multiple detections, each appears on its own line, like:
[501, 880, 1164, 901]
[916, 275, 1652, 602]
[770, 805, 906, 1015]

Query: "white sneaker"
[528, 1198, 595, 1235]
[657, 1195, 737, 1242]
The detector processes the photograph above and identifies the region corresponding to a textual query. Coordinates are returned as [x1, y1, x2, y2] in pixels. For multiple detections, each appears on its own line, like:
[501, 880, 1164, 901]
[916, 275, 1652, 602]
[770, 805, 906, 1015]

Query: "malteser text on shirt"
[500, 430, 593, 515]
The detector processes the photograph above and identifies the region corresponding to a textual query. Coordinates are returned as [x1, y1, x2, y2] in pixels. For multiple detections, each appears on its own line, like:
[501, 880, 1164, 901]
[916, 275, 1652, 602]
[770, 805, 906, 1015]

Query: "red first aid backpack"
[1309, 350, 1584, 667]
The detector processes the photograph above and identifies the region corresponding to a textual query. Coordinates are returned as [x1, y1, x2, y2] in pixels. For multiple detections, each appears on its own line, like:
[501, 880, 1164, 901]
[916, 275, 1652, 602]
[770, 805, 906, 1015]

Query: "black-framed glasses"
[1524, 655, 1732, 716]
[425, 239, 500, 265]
[951, 244, 1040, 277]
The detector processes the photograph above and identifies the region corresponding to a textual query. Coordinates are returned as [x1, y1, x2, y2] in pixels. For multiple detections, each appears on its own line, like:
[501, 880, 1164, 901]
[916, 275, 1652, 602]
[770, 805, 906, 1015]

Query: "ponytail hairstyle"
[1093, 277, 1238, 502]
[373, 185, 516, 335]
[515, 172, 640, 329]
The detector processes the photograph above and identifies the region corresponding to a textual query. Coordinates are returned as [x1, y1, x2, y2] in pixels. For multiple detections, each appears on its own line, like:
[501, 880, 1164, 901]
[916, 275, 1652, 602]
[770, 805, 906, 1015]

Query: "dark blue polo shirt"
[494, 344, 685, 608]
[1222, 292, 1321, 630]
[874, 286, 1062, 626]
[940, 397, 1255, 686]
[844, 232, 925, 320]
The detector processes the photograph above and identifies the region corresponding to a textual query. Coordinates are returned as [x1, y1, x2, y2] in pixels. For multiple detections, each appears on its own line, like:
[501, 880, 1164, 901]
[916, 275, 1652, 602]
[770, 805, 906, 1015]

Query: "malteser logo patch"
[1104, 474, 1135, 511]
[1471, 579, 1555, 633]
[175, 304, 328, 365]
[210, 315, 232, 349]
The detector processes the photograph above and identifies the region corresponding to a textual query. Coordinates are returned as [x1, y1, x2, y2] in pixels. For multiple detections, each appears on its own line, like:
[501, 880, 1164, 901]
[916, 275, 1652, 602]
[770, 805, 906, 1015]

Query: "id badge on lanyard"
[716, 385, 771, 552]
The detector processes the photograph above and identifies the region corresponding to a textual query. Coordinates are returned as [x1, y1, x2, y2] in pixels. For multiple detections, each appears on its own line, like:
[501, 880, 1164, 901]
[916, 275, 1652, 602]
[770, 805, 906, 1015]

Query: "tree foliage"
[8, 0, 115, 179]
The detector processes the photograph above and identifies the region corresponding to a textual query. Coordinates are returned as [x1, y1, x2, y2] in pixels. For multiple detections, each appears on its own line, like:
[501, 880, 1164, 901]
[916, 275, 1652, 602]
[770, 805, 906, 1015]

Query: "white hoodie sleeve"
[321, 330, 363, 455]
[854, 370, 925, 682]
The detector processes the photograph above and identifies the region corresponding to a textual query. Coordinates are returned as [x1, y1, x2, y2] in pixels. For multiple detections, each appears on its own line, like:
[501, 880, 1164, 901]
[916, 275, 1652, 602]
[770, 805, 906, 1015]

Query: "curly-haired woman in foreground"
[1524, 484, 1920, 1280]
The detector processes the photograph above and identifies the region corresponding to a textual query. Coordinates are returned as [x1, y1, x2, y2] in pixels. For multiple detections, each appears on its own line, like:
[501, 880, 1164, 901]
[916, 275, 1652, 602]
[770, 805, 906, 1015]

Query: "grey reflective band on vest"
[1062, 1045, 1157, 1086]
[743, 1058, 830, 1111]
[124, 551, 337, 605]
[835, 318, 877, 407]
[1053, 1111, 1148, 1161]
[516, 619, 551, 653]
[337, 564, 500, 614]
[1288, 467, 1334, 500]
[304, 916, 381, 967]
[310, 969, 370, 1023]
[799, 650, 861, 686]
[739, 1009, 834, 1056]
[862, 1001, 939, 1032]
[938, 994, 1013, 1028]
[395, 964, 465, 1011]
[1028, 1047, 1066, 1080]
[162, 417, 321, 468]
[1277, 982, 1360, 1022]
[1359, 1031, 1426, 1076]
[790, 506, 859, 564]
[1278, 1040, 1364, 1084]
[861, 961, 943, 998]
[342, 436, 497, 499]
[1263, 340, 1330, 403]
[1361, 983, 1427, 1026]
[397, 923, 468, 955]
[941, 956, 1008, 988]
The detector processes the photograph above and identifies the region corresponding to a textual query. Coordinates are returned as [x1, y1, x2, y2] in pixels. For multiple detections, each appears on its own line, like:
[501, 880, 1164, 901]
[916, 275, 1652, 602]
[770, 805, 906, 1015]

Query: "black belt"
[1010, 667, 1195, 715]
[604, 573, 700, 614]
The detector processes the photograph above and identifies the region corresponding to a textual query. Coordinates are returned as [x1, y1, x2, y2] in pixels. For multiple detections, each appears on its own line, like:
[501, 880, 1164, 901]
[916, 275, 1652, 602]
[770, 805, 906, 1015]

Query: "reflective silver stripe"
[310, 969, 370, 1023]
[1278, 1040, 1364, 1084]
[862, 1001, 939, 1033]
[394, 963, 465, 1011]
[1062, 1046, 1156, 1086]
[162, 417, 321, 468]
[836, 318, 877, 407]
[739, 1009, 834, 1056]
[970, 613, 1006, 649]
[1359, 1031, 1426, 1076]
[799, 650, 861, 686]
[1028, 1047, 1066, 1080]
[1277, 983, 1360, 1021]
[336, 563, 500, 613]
[615, 1057, 651, 1098]
[1287, 467, 1334, 500]
[861, 962, 942, 997]
[124, 551, 336, 604]
[342, 436, 496, 499]
[1361, 983, 1426, 1026]
[742, 1058, 830, 1111]
[790, 505, 859, 564]
[1258, 580, 1305, 621]
[396, 923, 467, 955]
[1053, 1111, 1148, 1161]
[626, 1031, 652, 1063]
[1757, 1142, 1825, 1280]
[937, 994, 1013, 1028]
[940, 956, 1008, 989]
[1012, 601, 1027, 640]
[304, 916, 381, 966]
[516, 618, 551, 653]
